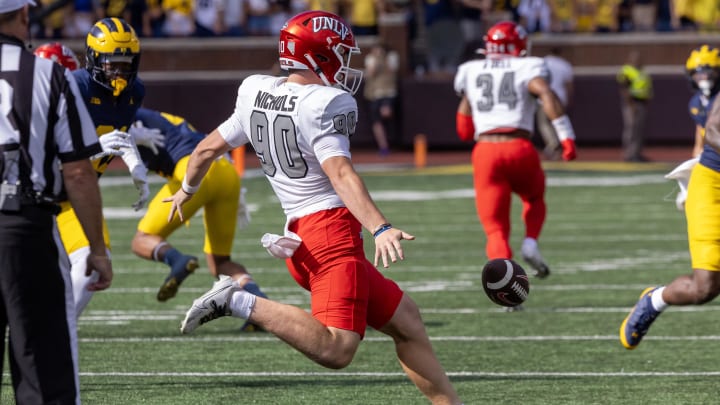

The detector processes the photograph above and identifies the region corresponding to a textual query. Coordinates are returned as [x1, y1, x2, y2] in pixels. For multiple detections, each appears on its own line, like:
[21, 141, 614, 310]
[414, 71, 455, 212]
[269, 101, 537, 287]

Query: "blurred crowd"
[30, 0, 414, 39]
[29, 0, 720, 41]
[28, 0, 720, 81]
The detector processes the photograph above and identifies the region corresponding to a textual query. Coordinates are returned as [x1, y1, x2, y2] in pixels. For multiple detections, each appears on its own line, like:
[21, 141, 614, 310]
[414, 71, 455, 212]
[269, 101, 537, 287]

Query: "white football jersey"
[544, 55, 573, 107]
[454, 56, 548, 136]
[218, 75, 357, 220]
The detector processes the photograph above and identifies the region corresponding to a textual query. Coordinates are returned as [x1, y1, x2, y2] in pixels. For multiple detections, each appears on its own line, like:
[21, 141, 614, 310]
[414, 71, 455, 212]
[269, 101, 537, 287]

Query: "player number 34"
[475, 72, 519, 111]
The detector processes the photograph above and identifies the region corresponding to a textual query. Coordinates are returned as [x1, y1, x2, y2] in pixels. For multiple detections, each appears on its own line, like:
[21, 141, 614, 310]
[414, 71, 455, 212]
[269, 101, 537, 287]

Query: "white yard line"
[76, 335, 720, 343]
[75, 370, 720, 377]
[76, 304, 720, 326]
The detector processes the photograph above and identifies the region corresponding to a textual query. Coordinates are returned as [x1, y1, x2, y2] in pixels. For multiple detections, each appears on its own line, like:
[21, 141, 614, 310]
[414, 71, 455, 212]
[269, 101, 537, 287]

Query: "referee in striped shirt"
[0, 1, 112, 403]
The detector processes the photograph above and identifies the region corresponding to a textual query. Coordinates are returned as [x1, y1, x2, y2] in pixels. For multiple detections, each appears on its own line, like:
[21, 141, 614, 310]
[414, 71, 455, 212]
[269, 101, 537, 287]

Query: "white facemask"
[699, 79, 714, 96]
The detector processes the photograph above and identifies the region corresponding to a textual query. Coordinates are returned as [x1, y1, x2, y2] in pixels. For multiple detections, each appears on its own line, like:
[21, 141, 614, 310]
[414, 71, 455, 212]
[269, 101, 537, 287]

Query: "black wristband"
[372, 223, 393, 238]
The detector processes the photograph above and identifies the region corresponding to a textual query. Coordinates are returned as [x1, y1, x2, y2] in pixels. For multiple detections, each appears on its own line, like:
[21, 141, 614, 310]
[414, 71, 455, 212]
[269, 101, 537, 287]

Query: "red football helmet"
[34, 42, 80, 71]
[482, 21, 529, 57]
[279, 10, 363, 94]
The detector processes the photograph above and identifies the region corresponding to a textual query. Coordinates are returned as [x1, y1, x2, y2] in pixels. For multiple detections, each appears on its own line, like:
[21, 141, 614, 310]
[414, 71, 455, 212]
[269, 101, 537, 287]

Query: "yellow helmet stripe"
[102, 17, 130, 32]
[88, 18, 140, 55]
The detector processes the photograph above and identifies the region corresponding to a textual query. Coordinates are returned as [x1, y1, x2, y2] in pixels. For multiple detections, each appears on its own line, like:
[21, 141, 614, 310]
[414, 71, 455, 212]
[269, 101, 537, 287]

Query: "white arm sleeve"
[313, 134, 351, 164]
[218, 84, 250, 148]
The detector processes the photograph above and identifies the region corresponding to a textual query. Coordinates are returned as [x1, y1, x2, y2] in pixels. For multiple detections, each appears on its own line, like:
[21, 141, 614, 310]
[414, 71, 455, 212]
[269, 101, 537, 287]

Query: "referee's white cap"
[0, 0, 36, 13]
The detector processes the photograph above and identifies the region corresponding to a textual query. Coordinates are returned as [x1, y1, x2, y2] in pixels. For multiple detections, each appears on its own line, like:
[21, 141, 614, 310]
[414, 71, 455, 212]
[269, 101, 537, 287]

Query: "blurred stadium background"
[30, 4, 717, 152]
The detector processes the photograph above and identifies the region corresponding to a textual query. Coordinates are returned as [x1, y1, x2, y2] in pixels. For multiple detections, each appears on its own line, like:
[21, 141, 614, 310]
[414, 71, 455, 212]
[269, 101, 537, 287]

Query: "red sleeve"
[456, 112, 475, 142]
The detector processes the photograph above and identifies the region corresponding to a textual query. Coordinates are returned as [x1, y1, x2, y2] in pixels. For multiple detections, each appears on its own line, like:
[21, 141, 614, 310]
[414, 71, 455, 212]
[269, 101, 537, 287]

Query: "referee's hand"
[85, 254, 113, 291]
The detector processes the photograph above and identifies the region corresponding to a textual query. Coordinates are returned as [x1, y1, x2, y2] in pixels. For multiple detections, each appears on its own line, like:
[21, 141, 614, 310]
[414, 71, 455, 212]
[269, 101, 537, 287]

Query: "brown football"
[481, 259, 530, 307]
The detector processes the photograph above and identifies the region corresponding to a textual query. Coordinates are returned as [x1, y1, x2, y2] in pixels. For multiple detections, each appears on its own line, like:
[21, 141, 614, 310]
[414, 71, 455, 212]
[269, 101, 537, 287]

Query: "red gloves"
[561, 139, 577, 161]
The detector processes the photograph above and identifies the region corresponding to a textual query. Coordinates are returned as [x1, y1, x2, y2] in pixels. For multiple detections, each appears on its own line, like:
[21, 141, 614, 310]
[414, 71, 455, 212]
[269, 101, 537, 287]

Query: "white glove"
[116, 135, 151, 211]
[129, 121, 165, 155]
[130, 164, 150, 211]
[91, 130, 132, 160]
[237, 187, 251, 229]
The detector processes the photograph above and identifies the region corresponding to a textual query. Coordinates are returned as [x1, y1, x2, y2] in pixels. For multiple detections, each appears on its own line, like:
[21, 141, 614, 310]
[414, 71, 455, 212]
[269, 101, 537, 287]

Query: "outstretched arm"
[529, 77, 577, 161]
[321, 155, 415, 268]
[163, 129, 232, 222]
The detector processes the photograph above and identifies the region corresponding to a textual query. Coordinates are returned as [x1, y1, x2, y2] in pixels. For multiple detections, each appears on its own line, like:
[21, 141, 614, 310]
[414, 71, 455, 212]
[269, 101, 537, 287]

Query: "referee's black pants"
[0, 206, 78, 405]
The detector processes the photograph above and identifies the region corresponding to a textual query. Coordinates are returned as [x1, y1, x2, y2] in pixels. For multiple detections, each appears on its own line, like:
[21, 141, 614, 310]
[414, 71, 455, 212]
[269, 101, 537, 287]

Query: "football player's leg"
[621, 164, 720, 349]
[509, 140, 546, 241]
[229, 288, 363, 369]
[200, 157, 241, 280]
[184, 211, 366, 368]
[135, 181, 204, 301]
[69, 247, 98, 316]
[503, 141, 550, 277]
[57, 204, 112, 317]
[472, 142, 512, 259]
[665, 163, 720, 304]
[266, 208, 366, 368]
[370, 268, 462, 404]
[182, 283, 363, 367]
[203, 159, 268, 302]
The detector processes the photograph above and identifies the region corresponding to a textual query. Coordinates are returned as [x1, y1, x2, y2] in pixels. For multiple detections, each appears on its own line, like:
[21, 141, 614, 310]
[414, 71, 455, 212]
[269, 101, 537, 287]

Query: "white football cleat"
[520, 238, 550, 279]
[180, 275, 241, 334]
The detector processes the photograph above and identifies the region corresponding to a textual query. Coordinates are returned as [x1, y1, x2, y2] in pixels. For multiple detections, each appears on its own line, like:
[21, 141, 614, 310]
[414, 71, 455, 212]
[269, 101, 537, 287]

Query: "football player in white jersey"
[454, 21, 577, 280]
[165, 10, 462, 404]
[537, 47, 574, 159]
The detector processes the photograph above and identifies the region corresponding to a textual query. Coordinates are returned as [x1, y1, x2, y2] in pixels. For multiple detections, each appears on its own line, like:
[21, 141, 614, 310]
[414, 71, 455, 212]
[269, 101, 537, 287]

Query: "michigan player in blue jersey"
[686, 46, 720, 158]
[129, 108, 268, 307]
[620, 45, 720, 349]
[664, 45, 720, 211]
[53, 18, 151, 317]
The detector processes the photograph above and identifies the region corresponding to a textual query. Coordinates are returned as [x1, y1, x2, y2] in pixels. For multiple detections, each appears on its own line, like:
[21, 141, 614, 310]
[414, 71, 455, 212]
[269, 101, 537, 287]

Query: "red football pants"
[286, 207, 403, 338]
[471, 138, 546, 259]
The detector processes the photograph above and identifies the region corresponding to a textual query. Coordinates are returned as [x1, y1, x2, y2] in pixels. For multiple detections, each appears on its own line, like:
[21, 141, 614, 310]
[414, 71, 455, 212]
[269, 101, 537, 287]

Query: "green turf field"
[5, 161, 716, 404]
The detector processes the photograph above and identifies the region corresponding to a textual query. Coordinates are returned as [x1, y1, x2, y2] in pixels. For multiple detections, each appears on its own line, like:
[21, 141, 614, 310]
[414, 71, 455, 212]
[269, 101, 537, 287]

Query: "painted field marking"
[77, 335, 720, 344]
[77, 304, 720, 326]
[99, 172, 673, 219]
[75, 370, 720, 378]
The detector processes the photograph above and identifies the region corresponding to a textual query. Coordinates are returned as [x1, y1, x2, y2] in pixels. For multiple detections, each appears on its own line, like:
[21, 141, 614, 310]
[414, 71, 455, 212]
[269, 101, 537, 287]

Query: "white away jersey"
[454, 56, 548, 136]
[218, 75, 357, 220]
[544, 55, 573, 107]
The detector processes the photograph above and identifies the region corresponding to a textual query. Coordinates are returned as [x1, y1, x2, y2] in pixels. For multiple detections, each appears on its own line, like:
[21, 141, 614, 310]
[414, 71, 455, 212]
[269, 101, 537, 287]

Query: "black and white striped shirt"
[0, 34, 100, 202]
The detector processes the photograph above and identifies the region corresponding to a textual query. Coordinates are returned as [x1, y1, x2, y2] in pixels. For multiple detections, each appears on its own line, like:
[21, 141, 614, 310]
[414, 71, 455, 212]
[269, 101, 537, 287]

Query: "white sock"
[151, 241, 169, 262]
[522, 237, 538, 250]
[651, 287, 668, 312]
[230, 290, 256, 319]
